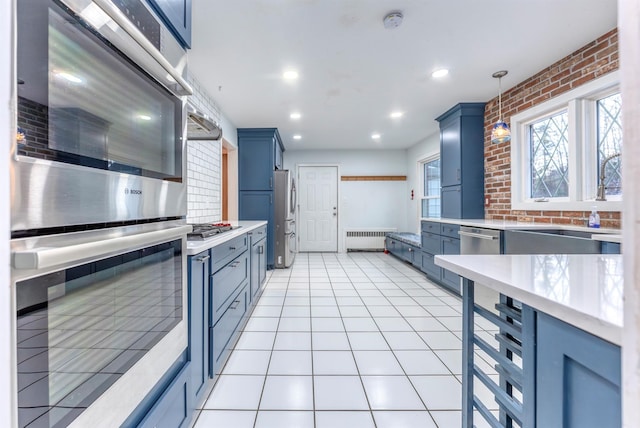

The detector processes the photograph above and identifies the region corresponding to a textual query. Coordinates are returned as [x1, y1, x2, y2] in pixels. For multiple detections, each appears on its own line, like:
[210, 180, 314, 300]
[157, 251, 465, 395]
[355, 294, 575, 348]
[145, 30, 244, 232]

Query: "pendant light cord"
[498, 76, 502, 120]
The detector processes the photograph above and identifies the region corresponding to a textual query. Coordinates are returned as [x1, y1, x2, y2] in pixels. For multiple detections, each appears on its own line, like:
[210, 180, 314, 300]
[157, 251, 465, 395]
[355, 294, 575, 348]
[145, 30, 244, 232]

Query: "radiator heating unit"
[345, 229, 396, 252]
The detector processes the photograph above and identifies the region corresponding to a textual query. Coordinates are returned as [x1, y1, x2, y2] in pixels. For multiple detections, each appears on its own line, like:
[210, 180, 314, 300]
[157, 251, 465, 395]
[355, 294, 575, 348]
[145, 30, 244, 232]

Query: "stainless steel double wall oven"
[12, 0, 193, 426]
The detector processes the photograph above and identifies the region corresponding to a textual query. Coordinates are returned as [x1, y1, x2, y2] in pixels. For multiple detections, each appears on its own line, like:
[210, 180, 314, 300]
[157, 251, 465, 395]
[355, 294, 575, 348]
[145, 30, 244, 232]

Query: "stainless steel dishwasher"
[458, 226, 502, 254]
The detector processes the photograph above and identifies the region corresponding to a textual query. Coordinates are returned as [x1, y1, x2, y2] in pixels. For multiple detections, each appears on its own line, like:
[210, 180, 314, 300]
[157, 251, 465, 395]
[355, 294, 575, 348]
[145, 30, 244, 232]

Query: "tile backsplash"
[186, 73, 222, 224]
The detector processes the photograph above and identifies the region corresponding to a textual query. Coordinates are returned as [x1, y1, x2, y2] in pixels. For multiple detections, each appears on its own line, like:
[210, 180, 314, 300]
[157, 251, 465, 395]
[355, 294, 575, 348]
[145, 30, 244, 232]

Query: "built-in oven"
[11, 221, 191, 427]
[13, 0, 192, 232]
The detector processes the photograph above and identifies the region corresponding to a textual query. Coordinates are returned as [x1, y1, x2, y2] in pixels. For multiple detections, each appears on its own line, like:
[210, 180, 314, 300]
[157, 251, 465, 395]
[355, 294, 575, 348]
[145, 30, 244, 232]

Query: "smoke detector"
[383, 11, 403, 29]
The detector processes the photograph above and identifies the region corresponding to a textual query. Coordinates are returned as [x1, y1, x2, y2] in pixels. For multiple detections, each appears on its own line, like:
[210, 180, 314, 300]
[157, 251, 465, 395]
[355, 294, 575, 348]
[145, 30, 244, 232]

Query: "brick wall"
[484, 28, 621, 229]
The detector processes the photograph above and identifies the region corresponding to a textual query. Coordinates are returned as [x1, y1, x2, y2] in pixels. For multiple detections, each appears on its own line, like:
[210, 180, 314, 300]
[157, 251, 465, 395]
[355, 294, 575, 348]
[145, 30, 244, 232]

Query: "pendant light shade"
[491, 70, 511, 144]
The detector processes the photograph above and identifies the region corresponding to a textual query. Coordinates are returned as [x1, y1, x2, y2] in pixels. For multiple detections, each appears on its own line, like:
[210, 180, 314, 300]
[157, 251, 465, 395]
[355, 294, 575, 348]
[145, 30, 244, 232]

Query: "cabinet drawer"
[211, 283, 249, 376]
[385, 237, 397, 252]
[421, 221, 440, 233]
[137, 363, 190, 428]
[211, 235, 248, 274]
[420, 251, 441, 279]
[440, 223, 460, 239]
[441, 236, 460, 255]
[250, 225, 267, 244]
[211, 252, 249, 323]
[421, 232, 440, 254]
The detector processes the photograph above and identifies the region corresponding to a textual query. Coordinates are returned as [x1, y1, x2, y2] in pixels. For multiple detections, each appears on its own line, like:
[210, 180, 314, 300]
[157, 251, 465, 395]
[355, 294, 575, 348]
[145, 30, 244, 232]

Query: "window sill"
[511, 200, 623, 212]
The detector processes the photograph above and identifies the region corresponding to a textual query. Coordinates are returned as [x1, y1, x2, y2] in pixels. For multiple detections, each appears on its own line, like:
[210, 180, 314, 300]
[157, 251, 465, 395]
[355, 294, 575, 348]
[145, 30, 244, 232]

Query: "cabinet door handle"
[456, 168, 461, 181]
[258, 245, 264, 254]
[196, 255, 210, 263]
[229, 300, 241, 310]
[270, 177, 273, 188]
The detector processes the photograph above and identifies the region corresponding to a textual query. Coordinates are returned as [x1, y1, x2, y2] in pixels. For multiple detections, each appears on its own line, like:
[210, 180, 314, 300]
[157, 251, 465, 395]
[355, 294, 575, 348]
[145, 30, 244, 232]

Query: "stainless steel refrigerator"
[274, 170, 296, 268]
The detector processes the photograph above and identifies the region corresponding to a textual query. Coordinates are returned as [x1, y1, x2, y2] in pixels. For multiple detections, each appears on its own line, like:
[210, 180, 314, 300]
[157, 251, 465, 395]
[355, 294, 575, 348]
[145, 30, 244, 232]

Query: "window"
[420, 157, 440, 218]
[510, 71, 622, 211]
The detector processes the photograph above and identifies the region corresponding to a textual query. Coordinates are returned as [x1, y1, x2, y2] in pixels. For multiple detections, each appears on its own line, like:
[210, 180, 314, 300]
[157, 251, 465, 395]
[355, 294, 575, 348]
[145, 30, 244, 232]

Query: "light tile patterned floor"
[192, 252, 498, 428]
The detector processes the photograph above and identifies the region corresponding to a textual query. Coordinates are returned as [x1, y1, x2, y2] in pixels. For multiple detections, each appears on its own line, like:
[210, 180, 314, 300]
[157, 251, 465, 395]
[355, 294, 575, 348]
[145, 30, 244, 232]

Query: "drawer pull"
[230, 261, 241, 268]
[258, 246, 264, 254]
[196, 255, 210, 263]
[229, 300, 241, 310]
[229, 246, 236, 250]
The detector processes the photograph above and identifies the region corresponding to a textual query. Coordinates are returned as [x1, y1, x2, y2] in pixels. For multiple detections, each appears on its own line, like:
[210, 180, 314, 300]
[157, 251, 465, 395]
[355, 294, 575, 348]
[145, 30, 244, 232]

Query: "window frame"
[510, 70, 622, 211]
[418, 153, 441, 221]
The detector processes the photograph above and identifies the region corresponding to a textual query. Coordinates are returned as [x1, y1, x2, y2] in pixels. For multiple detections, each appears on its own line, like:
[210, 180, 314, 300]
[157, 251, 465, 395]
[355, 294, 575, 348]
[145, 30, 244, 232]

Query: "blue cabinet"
[436, 103, 486, 219]
[187, 252, 209, 407]
[249, 226, 267, 301]
[147, 0, 192, 48]
[601, 241, 621, 254]
[536, 312, 621, 428]
[420, 221, 461, 294]
[137, 363, 191, 428]
[238, 128, 285, 270]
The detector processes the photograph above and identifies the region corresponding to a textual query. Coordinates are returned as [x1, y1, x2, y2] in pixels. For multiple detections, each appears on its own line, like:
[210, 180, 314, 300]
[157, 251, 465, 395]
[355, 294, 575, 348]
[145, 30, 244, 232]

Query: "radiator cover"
[345, 229, 396, 251]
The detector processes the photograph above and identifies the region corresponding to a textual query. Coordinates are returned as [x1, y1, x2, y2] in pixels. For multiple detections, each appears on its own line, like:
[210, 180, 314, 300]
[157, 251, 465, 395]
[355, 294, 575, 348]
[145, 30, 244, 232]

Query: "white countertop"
[186, 221, 267, 255]
[434, 254, 623, 345]
[424, 218, 620, 237]
[591, 234, 623, 244]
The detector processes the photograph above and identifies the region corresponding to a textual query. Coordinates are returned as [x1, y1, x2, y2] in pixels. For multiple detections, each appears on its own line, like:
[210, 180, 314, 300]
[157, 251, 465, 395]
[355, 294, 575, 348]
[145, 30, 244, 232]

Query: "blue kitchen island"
[435, 254, 623, 428]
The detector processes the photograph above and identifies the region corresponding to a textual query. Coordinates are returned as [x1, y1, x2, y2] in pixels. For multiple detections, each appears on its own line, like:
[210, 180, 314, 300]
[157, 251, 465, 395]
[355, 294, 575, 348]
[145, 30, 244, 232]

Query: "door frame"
[295, 163, 342, 253]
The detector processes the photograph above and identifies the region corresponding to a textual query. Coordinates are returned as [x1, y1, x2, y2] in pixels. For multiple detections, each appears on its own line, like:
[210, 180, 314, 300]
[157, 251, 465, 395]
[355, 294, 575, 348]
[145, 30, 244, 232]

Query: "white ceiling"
[188, 0, 617, 151]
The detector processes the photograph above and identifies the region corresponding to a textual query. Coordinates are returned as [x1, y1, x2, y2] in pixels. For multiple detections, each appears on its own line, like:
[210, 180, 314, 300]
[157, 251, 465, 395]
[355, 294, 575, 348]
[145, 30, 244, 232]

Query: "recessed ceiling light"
[371, 133, 381, 140]
[293, 135, 302, 140]
[283, 70, 299, 80]
[137, 114, 152, 121]
[390, 111, 404, 118]
[431, 69, 449, 78]
[290, 112, 301, 120]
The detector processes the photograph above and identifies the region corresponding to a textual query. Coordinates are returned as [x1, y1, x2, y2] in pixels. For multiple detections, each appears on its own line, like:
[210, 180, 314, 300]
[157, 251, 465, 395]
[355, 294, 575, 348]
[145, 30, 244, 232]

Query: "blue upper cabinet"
[147, 0, 192, 48]
[436, 103, 486, 219]
[238, 128, 284, 191]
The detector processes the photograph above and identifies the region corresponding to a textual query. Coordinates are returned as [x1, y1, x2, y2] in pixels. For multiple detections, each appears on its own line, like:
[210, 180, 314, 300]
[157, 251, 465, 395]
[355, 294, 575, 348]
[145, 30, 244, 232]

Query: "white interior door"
[298, 166, 338, 252]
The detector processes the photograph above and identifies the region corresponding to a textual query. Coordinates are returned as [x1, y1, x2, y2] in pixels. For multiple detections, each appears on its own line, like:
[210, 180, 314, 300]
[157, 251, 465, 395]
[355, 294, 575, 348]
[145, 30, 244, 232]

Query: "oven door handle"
[13, 225, 192, 270]
[93, 0, 192, 96]
[458, 231, 498, 240]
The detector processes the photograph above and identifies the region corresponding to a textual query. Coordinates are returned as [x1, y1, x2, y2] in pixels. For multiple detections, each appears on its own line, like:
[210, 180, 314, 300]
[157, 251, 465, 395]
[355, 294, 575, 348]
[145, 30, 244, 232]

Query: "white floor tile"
[426, 306, 461, 317]
[267, 350, 312, 375]
[418, 331, 462, 350]
[222, 350, 271, 375]
[281, 306, 311, 317]
[353, 351, 404, 375]
[338, 305, 371, 317]
[254, 411, 314, 428]
[336, 296, 364, 306]
[234, 331, 276, 350]
[437, 316, 463, 331]
[395, 306, 431, 317]
[311, 306, 342, 317]
[243, 317, 280, 332]
[366, 306, 401, 317]
[373, 411, 438, 428]
[347, 332, 390, 351]
[312, 331, 351, 350]
[273, 332, 311, 350]
[430, 410, 495, 428]
[277, 317, 311, 332]
[393, 350, 451, 375]
[361, 376, 426, 410]
[383, 332, 429, 350]
[314, 376, 369, 410]
[250, 306, 283, 317]
[315, 411, 376, 428]
[203, 375, 265, 410]
[311, 317, 345, 332]
[342, 317, 378, 332]
[257, 296, 285, 306]
[410, 375, 461, 410]
[259, 376, 314, 410]
[310, 296, 338, 306]
[284, 296, 309, 306]
[374, 317, 414, 332]
[194, 410, 256, 428]
[405, 317, 448, 332]
[312, 350, 359, 375]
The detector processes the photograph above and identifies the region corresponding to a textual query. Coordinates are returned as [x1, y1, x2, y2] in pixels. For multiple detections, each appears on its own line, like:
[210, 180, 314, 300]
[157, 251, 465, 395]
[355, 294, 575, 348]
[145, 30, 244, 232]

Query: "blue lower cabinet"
[211, 282, 249, 377]
[536, 312, 621, 427]
[440, 237, 460, 292]
[187, 252, 209, 407]
[601, 241, 621, 254]
[137, 363, 191, 428]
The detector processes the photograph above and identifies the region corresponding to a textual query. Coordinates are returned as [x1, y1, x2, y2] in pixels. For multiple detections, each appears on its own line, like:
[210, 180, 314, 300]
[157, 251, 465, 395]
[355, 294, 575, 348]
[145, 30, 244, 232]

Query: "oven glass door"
[16, 239, 183, 428]
[16, 0, 183, 181]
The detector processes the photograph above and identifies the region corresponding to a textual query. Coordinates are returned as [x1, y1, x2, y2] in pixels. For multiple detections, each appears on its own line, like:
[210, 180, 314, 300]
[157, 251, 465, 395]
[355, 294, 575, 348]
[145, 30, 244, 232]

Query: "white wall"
[2, 1, 15, 425]
[284, 150, 408, 252]
[405, 133, 440, 233]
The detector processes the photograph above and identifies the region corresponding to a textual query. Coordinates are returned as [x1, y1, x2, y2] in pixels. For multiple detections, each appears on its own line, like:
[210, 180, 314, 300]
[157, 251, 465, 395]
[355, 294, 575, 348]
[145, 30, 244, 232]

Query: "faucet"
[596, 152, 621, 201]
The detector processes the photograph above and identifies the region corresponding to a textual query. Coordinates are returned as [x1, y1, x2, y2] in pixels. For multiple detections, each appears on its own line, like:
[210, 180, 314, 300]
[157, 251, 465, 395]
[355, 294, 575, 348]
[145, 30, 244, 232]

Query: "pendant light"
[491, 70, 511, 144]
